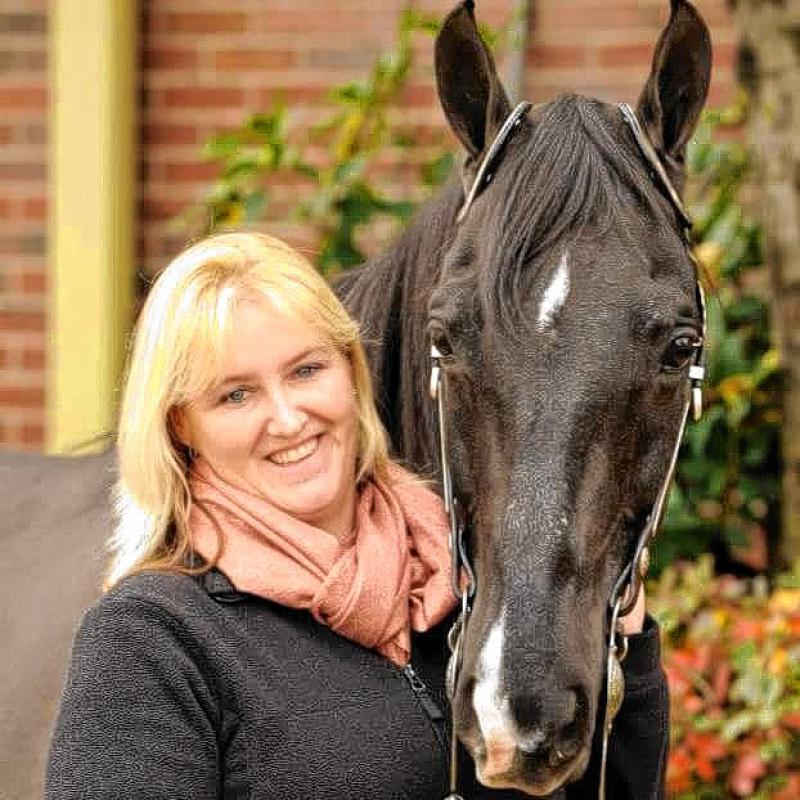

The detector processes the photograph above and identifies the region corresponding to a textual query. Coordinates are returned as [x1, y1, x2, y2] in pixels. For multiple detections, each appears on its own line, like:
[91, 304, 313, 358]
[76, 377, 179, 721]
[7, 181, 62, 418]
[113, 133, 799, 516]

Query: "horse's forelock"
[474, 95, 681, 337]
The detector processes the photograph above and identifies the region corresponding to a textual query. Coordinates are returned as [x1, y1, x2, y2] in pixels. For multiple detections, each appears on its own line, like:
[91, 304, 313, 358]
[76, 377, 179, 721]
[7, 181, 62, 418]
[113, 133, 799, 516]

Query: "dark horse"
[0, 1, 711, 796]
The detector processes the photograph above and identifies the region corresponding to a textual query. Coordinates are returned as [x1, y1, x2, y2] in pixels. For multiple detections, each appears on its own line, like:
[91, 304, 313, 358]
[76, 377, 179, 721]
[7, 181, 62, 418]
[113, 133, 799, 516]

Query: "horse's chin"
[474, 746, 591, 797]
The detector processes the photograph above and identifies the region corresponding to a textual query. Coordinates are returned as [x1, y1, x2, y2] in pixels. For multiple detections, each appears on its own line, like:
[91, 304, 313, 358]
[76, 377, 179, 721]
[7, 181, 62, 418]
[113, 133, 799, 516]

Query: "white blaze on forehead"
[473, 610, 514, 741]
[536, 252, 570, 331]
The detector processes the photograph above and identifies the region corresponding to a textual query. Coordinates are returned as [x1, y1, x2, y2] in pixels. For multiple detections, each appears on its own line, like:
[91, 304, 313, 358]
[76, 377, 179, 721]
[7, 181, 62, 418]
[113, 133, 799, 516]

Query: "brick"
[597, 43, 656, 68]
[259, 9, 392, 35]
[22, 197, 46, 220]
[20, 347, 45, 369]
[304, 49, 374, 70]
[143, 48, 198, 70]
[141, 197, 188, 221]
[0, 387, 44, 407]
[0, 163, 46, 181]
[215, 50, 295, 71]
[0, 13, 46, 34]
[0, 86, 47, 109]
[22, 121, 46, 145]
[0, 233, 46, 255]
[535, 6, 651, 31]
[713, 41, 738, 70]
[162, 161, 219, 182]
[20, 423, 44, 444]
[164, 86, 245, 109]
[256, 86, 328, 106]
[399, 83, 436, 108]
[0, 311, 44, 332]
[0, 125, 11, 144]
[530, 45, 588, 70]
[0, 50, 46, 72]
[19, 271, 46, 294]
[142, 123, 199, 145]
[164, 13, 247, 35]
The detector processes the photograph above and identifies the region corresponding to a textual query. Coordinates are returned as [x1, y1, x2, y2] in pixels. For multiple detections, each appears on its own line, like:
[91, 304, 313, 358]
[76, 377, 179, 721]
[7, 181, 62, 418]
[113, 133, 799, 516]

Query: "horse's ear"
[636, 0, 712, 163]
[435, 0, 511, 160]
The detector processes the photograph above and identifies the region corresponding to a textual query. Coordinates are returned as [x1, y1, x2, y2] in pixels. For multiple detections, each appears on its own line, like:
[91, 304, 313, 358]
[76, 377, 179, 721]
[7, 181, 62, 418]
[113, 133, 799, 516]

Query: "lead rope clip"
[444, 590, 469, 800]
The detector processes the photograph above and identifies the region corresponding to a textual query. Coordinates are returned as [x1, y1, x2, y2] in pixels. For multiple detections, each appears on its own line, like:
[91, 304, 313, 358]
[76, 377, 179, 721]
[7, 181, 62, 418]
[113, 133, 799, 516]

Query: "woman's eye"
[295, 363, 322, 380]
[224, 388, 249, 404]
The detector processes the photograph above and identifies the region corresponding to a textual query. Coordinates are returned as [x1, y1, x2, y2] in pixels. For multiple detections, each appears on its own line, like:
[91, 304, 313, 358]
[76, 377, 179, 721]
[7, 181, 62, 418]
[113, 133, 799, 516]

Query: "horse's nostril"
[553, 733, 582, 760]
[552, 687, 589, 758]
[509, 687, 578, 733]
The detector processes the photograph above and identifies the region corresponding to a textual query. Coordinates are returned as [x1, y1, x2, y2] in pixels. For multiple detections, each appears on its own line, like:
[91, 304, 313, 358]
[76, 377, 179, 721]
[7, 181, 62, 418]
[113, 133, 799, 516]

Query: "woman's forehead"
[205, 300, 330, 376]
[225, 296, 327, 347]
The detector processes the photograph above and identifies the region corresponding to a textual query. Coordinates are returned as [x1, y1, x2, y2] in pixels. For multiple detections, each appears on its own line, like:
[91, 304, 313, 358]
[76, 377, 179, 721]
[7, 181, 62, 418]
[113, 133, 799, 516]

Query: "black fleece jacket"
[46, 569, 668, 799]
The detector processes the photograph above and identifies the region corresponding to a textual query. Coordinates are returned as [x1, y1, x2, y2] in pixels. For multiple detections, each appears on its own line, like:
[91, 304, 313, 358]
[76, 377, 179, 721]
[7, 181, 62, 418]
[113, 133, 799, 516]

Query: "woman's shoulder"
[103, 568, 210, 608]
[79, 569, 227, 643]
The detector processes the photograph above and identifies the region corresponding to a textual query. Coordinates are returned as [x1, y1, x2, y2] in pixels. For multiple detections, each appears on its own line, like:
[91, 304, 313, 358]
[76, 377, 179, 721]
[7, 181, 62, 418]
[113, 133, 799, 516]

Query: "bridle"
[431, 101, 707, 800]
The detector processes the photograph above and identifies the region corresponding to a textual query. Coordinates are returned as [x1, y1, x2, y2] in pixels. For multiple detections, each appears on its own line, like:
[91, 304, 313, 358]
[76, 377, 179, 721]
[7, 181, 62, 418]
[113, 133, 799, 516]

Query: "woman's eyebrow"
[214, 347, 330, 387]
[215, 372, 258, 388]
[286, 346, 329, 366]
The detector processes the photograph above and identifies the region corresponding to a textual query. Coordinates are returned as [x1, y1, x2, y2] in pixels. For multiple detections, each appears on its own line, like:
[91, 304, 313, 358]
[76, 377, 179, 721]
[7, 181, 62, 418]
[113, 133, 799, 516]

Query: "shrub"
[650, 557, 800, 798]
[657, 101, 782, 573]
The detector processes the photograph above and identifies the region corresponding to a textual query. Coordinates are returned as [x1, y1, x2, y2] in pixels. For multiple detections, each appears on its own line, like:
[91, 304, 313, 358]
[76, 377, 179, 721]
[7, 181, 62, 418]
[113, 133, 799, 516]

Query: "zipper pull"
[403, 664, 445, 722]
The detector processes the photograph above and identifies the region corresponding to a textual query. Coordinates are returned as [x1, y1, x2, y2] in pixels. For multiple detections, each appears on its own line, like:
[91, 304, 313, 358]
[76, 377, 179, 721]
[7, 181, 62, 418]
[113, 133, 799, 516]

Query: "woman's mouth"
[268, 436, 320, 466]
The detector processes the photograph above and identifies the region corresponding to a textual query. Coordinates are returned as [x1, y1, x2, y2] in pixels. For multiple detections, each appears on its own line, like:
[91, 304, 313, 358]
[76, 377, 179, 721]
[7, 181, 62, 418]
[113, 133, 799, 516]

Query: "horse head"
[430, 0, 711, 793]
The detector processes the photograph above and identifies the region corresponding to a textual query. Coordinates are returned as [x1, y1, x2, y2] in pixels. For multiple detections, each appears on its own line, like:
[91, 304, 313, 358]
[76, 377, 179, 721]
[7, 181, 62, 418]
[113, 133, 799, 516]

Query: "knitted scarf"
[188, 460, 456, 666]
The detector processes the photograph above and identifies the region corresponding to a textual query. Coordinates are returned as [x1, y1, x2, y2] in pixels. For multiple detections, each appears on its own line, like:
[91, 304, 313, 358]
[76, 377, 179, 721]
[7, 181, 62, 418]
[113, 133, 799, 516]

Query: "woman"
[46, 232, 665, 799]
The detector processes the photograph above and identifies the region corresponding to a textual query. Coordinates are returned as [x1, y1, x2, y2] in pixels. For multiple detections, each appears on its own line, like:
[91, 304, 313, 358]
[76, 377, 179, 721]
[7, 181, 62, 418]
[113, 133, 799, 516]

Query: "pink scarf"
[188, 461, 456, 666]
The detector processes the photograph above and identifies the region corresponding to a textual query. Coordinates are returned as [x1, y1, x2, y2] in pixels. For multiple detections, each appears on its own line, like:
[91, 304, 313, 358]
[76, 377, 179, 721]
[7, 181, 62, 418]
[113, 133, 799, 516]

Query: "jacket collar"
[193, 562, 248, 604]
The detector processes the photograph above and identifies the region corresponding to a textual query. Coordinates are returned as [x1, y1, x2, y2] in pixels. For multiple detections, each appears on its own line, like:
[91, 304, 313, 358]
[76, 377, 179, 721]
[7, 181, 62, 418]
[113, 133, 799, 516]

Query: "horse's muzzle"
[457, 683, 593, 796]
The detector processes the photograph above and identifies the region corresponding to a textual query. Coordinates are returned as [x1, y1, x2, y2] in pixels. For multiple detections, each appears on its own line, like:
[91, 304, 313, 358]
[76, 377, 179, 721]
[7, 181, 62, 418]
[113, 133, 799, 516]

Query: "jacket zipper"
[402, 663, 449, 756]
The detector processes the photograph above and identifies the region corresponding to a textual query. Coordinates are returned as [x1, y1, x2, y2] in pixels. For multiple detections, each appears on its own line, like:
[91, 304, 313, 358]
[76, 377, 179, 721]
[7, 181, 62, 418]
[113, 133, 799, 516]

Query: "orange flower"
[695, 757, 717, 782]
[667, 747, 694, 795]
[773, 773, 800, 800]
[686, 731, 727, 761]
[730, 618, 764, 642]
[782, 711, 800, 731]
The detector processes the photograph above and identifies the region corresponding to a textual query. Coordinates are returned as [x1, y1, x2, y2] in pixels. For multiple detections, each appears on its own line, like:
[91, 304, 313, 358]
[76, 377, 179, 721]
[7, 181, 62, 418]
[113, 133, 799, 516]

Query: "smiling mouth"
[267, 436, 320, 466]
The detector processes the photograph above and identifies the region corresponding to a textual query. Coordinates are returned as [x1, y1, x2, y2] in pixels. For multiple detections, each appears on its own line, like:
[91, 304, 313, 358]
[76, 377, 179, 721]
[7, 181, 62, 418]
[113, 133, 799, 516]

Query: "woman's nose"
[265, 389, 307, 438]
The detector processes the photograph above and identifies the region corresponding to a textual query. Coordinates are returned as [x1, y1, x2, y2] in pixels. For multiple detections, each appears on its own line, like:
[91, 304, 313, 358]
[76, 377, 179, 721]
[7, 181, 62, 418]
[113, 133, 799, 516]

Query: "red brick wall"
[0, 0, 737, 451]
[140, 0, 737, 272]
[526, 0, 736, 107]
[0, 0, 47, 451]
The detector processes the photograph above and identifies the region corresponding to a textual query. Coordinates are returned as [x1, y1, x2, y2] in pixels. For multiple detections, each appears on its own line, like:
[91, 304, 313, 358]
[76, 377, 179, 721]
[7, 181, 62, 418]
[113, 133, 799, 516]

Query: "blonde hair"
[107, 232, 390, 588]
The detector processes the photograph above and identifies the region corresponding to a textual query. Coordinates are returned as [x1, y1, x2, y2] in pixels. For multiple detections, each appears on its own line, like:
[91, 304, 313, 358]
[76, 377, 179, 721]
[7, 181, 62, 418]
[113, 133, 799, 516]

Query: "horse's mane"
[337, 179, 463, 470]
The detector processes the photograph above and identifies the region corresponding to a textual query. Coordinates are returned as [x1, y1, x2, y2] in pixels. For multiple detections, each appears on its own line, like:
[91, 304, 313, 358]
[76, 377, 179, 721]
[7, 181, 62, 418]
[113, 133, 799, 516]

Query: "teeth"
[269, 437, 318, 465]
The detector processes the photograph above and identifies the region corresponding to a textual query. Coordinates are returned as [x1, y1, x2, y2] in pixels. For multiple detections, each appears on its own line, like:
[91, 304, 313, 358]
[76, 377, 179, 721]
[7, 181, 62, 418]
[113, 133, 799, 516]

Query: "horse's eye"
[429, 324, 453, 358]
[662, 330, 702, 371]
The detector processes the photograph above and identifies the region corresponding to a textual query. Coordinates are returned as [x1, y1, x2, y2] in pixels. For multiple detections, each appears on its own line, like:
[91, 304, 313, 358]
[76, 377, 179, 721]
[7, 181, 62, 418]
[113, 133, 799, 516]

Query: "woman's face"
[177, 297, 360, 538]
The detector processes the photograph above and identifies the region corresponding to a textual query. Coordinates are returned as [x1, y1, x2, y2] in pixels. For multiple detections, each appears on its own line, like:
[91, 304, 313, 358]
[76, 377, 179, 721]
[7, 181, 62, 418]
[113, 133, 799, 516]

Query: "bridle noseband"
[432, 101, 706, 800]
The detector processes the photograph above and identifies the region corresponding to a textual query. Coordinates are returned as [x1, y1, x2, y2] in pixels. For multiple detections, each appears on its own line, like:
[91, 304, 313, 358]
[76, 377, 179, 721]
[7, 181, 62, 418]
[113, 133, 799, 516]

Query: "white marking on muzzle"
[473, 610, 514, 745]
[537, 252, 570, 331]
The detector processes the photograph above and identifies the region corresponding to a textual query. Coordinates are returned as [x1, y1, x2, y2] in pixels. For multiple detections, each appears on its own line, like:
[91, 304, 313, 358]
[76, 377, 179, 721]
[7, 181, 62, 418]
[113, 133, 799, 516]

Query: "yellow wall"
[48, 0, 137, 453]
